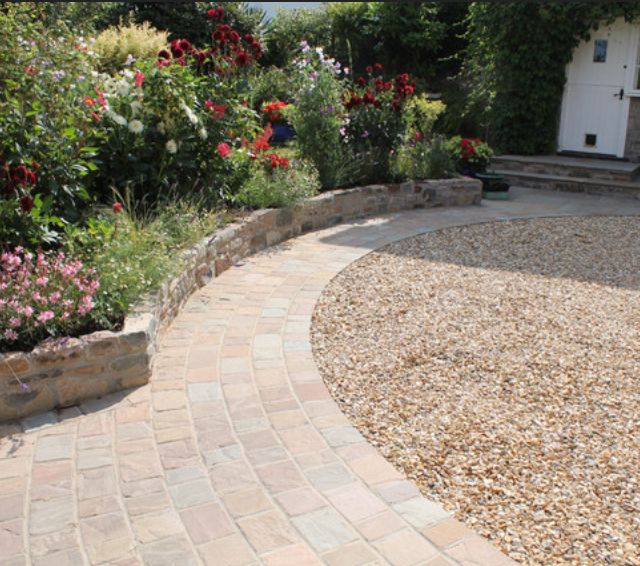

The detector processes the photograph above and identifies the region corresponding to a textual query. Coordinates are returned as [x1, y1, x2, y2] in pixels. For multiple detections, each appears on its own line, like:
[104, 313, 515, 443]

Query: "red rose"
[112, 202, 123, 214]
[217, 143, 231, 158]
[13, 165, 27, 184]
[235, 51, 249, 66]
[19, 196, 34, 213]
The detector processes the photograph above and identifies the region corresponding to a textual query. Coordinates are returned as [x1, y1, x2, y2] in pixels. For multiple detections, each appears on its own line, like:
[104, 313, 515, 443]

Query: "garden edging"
[0, 177, 481, 421]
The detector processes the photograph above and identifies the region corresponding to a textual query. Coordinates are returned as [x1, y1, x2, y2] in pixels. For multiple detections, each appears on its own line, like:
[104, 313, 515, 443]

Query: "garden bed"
[312, 215, 640, 565]
[0, 177, 481, 421]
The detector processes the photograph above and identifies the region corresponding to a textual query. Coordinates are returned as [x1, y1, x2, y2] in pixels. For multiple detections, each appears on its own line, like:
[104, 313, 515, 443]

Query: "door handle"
[614, 88, 624, 100]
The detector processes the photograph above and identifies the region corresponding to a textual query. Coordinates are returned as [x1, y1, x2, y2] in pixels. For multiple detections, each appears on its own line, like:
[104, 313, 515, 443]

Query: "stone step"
[492, 155, 640, 182]
[494, 169, 640, 198]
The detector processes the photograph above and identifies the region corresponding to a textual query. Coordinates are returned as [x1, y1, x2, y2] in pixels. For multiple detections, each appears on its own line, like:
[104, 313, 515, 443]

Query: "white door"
[558, 18, 632, 157]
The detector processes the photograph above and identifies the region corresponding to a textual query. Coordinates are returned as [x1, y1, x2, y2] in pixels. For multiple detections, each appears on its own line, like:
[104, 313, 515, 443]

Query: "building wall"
[624, 98, 640, 162]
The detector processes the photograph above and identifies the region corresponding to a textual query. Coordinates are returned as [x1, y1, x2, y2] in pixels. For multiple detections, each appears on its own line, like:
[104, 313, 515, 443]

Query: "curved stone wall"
[0, 178, 481, 421]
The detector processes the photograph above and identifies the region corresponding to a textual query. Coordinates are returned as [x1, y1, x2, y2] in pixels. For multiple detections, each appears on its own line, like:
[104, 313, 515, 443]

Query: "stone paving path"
[2, 187, 640, 566]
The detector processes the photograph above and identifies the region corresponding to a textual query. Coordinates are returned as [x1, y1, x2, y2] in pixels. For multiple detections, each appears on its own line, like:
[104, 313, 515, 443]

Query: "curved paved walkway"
[2, 188, 640, 566]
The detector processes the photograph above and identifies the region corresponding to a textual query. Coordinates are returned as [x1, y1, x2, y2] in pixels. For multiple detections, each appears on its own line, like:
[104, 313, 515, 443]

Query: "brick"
[422, 518, 471, 548]
[291, 508, 357, 553]
[169, 478, 216, 509]
[306, 463, 353, 492]
[275, 487, 325, 517]
[392, 497, 450, 529]
[199, 533, 256, 566]
[256, 460, 306, 494]
[322, 541, 378, 566]
[180, 502, 234, 544]
[445, 534, 516, 565]
[131, 510, 184, 544]
[238, 510, 299, 554]
[326, 483, 386, 523]
[262, 543, 321, 565]
[34, 434, 74, 462]
[222, 487, 272, 518]
[80, 512, 134, 563]
[372, 529, 439, 566]
[30, 497, 74, 536]
[355, 510, 405, 542]
[141, 536, 198, 566]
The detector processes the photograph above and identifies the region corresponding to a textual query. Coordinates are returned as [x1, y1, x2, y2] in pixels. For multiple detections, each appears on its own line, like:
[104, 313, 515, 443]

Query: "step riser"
[491, 159, 635, 182]
[496, 171, 640, 198]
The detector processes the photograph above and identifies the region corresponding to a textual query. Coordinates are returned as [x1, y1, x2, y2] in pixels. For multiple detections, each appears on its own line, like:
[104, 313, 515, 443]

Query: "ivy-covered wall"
[467, 1, 640, 154]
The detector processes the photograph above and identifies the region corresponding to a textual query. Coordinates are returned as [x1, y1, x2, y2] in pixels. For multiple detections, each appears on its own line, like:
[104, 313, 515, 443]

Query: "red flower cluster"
[345, 69, 415, 112]
[2, 162, 38, 194]
[253, 124, 273, 154]
[459, 138, 481, 159]
[207, 6, 225, 20]
[365, 63, 383, 75]
[211, 22, 262, 66]
[205, 99, 227, 120]
[262, 101, 287, 122]
[158, 38, 206, 68]
[265, 153, 289, 170]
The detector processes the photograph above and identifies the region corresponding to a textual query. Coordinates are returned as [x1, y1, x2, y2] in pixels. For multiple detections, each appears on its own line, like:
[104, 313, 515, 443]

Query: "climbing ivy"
[466, 1, 640, 154]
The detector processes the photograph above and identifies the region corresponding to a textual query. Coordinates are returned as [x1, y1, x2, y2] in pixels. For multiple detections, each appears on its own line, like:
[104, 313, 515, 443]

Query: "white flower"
[124, 53, 135, 66]
[108, 112, 127, 127]
[116, 80, 130, 96]
[315, 47, 324, 57]
[198, 127, 208, 140]
[128, 119, 144, 134]
[165, 139, 178, 154]
[157, 121, 166, 134]
[130, 101, 142, 115]
[179, 101, 199, 125]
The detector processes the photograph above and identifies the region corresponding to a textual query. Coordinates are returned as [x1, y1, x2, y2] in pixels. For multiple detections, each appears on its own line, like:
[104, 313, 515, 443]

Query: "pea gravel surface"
[311, 216, 640, 565]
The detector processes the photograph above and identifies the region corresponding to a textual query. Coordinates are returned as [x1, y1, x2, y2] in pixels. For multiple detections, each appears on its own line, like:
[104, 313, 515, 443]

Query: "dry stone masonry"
[0, 178, 481, 421]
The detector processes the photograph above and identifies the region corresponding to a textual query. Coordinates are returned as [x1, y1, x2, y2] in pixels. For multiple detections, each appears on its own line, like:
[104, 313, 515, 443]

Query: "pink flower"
[112, 202, 123, 214]
[4, 329, 17, 341]
[134, 70, 145, 88]
[32, 291, 42, 302]
[49, 291, 61, 304]
[37, 311, 54, 323]
[36, 276, 48, 286]
[9, 317, 21, 328]
[23, 305, 33, 318]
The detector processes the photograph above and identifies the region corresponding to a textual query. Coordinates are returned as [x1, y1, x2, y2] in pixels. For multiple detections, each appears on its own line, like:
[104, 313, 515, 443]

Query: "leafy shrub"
[90, 10, 266, 207]
[289, 44, 351, 190]
[447, 136, 493, 174]
[63, 202, 225, 330]
[263, 7, 332, 67]
[0, 8, 100, 245]
[237, 157, 319, 209]
[0, 247, 100, 352]
[342, 65, 416, 182]
[392, 135, 455, 181]
[250, 66, 298, 109]
[93, 21, 169, 74]
[402, 96, 446, 140]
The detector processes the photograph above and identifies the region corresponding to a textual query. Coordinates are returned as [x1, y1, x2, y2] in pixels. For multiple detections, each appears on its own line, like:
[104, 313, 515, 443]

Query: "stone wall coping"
[0, 177, 481, 421]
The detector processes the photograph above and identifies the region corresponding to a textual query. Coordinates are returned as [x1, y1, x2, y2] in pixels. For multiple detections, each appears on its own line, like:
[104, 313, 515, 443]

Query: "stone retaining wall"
[0, 178, 481, 421]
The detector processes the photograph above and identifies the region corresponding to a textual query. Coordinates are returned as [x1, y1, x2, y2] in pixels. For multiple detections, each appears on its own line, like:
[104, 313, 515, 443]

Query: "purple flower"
[310, 71, 318, 80]
[20, 383, 30, 392]
[361, 130, 370, 138]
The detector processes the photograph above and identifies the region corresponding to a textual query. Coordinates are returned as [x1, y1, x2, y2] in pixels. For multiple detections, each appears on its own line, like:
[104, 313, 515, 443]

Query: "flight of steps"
[491, 155, 640, 198]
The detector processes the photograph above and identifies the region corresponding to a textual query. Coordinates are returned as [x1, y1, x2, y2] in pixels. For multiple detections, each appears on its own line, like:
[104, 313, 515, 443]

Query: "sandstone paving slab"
[3, 188, 635, 564]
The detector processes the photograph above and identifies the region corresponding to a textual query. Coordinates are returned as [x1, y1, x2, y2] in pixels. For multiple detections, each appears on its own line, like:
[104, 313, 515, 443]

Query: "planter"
[270, 121, 295, 144]
[476, 172, 510, 200]
[0, 177, 482, 422]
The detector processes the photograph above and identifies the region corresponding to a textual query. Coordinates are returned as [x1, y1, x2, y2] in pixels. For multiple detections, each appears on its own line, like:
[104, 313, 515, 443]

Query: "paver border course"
[0, 178, 482, 421]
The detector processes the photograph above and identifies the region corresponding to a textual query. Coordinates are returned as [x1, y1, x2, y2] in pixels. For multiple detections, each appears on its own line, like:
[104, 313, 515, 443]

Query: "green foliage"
[466, 1, 640, 154]
[93, 21, 168, 74]
[250, 66, 298, 109]
[64, 203, 226, 327]
[236, 160, 319, 209]
[327, 2, 467, 89]
[0, 5, 99, 243]
[402, 97, 446, 141]
[101, 2, 267, 46]
[263, 8, 332, 68]
[392, 135, 455, 181]
[289, 50, 348, 190]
